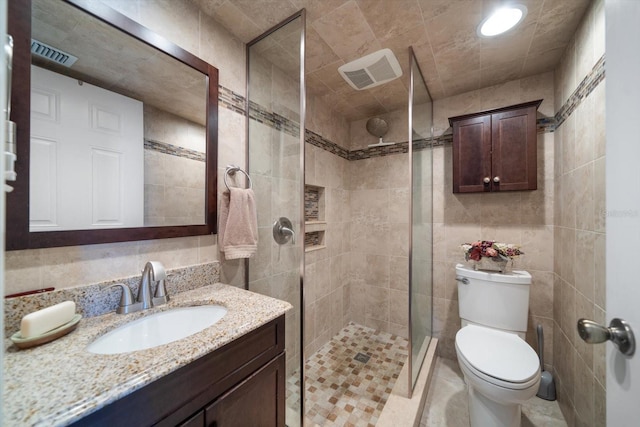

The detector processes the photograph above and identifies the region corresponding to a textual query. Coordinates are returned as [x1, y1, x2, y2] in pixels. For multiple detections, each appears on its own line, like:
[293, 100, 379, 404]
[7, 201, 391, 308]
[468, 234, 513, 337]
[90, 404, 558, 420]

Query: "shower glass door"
[408, 48, 433, 389]
[246, 11, 305, 427]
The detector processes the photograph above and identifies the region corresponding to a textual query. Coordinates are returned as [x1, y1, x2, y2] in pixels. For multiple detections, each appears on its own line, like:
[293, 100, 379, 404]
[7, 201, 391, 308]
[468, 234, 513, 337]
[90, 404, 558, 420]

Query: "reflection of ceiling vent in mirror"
[338, 48, 402, 90]
[31, 39, 78, 67]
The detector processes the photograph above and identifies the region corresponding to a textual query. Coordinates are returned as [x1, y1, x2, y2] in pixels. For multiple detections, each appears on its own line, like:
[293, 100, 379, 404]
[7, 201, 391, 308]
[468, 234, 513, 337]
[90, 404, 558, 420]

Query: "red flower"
[469, 246, 482, 261]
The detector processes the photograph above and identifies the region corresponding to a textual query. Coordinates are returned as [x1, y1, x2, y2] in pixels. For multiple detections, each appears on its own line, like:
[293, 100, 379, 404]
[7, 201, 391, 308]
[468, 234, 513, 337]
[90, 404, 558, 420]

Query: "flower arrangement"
[462, 240, 523, 261]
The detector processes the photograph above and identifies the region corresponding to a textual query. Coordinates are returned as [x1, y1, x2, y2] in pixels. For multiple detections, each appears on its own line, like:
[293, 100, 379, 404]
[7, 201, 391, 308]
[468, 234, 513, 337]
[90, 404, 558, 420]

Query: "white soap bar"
[20, 301, 76, 338]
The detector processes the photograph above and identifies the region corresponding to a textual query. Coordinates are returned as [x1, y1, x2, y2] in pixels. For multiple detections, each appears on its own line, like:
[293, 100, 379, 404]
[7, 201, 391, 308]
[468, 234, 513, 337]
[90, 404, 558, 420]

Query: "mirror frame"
[7, 0, 218, 250]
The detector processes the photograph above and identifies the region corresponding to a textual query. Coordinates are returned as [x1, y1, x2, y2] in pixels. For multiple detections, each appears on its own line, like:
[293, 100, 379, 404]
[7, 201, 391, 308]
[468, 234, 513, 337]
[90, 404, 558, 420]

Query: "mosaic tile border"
[305, 129, 349, 159]
[218, 53, 606, 163]
[144, 139, 206, 162]
[218, 84, 246, 116]
[555, 54, 605, 129]
[249, 100, 301, 138]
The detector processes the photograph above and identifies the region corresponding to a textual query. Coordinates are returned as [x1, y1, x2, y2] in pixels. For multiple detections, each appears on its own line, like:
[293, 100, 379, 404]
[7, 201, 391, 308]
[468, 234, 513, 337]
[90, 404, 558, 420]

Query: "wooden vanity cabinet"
[449, 100, 542, 193]
[72, 315, 286, 427]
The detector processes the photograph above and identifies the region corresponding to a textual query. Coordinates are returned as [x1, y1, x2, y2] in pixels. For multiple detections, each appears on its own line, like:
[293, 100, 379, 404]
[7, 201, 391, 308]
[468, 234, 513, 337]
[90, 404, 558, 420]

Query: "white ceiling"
[193, 0, 591, 121]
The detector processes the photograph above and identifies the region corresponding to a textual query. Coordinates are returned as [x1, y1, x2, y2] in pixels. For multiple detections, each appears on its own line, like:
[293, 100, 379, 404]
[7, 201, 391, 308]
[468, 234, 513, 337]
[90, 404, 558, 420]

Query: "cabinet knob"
[493, 176, 500, 183]
[483, 177, 490, 184]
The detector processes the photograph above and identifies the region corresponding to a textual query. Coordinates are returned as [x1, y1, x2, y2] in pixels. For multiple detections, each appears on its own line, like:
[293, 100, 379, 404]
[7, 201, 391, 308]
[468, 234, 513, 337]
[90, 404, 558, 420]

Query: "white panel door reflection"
[30, 65, 143, 231]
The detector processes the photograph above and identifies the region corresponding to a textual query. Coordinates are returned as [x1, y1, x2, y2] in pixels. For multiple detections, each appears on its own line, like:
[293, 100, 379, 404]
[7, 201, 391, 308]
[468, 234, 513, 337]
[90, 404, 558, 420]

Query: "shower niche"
[304, 184, 326, 252]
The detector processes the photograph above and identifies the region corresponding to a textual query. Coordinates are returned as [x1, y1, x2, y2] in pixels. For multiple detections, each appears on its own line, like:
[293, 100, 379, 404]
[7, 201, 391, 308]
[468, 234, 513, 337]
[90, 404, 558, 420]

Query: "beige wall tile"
[593, 232, 606, 309]
[551, 2, 605, 421]
[529, 270, 554, 319]
[575, 96, 595, 169]
[573, 355, 595, 426]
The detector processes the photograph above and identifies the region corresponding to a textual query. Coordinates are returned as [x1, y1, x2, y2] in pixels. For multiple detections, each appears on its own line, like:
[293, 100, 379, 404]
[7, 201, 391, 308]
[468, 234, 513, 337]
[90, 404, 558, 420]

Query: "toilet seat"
[455, 325, 540, 390]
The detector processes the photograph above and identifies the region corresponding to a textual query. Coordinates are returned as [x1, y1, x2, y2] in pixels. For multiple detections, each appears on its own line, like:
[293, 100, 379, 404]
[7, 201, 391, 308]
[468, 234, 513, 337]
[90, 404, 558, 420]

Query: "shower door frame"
[407, 46, 434, 396]
[245, 9, 306, 426]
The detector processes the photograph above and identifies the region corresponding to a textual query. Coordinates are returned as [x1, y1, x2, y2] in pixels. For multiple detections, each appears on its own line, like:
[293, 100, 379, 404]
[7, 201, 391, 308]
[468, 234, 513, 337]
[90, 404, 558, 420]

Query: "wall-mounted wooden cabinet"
[449, 99, 542, 193]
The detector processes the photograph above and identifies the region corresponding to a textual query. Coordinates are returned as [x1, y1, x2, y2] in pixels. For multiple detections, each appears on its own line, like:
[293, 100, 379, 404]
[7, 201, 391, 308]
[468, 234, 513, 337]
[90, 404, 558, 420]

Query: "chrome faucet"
[110, 261, 168, 314]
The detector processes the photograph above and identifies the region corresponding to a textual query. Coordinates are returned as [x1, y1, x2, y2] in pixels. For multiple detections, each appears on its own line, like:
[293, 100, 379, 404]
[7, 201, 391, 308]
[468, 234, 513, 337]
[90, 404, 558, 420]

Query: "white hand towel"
[218, 188, 258, 259]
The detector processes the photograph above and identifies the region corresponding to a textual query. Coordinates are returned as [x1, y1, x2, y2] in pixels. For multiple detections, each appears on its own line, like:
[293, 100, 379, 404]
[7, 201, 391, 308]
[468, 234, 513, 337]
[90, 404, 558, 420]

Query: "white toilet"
[454, 263, 541, 427]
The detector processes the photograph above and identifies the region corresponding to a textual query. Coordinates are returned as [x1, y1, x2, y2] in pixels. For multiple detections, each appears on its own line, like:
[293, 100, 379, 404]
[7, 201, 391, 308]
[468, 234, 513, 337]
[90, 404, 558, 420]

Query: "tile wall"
[304, 96, 352, 358]
[5, 0, 247, 295]
[552, 1, 606, 425]
[345, 138, 410, 339]
[430, 72, 556, 361]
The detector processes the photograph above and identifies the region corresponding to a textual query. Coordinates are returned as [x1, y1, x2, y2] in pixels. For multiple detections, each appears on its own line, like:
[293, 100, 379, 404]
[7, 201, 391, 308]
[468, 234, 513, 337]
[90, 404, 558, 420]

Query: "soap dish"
[11, 314, 82, 349]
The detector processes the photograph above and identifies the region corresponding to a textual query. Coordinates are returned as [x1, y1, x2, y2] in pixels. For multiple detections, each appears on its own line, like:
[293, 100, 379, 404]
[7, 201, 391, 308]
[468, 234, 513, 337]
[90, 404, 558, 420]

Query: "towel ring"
[224, 165, 253, 190]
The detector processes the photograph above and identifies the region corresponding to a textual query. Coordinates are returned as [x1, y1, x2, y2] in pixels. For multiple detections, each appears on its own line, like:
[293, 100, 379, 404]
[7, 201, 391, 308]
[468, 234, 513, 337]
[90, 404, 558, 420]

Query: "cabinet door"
[491, 105, 537, 191]
[452, 114, 492, 193]
[205, 353, 285, 427]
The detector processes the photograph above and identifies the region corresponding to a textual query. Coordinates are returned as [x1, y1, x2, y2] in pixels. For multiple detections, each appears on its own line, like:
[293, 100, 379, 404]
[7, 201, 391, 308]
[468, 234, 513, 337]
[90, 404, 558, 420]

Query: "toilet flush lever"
[577, 318, 635, 356]
[455, 276, 469, 285]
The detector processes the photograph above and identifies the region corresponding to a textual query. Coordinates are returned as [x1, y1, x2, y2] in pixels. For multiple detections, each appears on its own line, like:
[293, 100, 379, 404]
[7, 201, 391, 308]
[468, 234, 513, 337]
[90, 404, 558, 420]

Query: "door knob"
[483, 177, 490, 184]
[493, 176, 500, 183]
[577, 318, 635, 356]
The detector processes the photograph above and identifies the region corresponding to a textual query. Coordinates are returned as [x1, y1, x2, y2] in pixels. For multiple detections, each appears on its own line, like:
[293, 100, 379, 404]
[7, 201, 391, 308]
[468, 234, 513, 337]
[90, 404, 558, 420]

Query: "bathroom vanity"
[74, 316, 285, 427]
[3, 283, 291, 426]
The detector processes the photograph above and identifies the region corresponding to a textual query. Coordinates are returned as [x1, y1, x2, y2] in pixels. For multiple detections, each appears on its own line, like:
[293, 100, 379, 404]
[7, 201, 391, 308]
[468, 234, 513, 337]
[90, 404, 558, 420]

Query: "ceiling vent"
[338, 48, 402, 90]
[31, 39, 78, 67]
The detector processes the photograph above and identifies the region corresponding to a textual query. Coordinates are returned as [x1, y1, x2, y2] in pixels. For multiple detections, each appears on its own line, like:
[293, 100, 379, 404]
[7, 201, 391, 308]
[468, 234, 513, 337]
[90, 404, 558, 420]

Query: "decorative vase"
[473, 257, 510, 273]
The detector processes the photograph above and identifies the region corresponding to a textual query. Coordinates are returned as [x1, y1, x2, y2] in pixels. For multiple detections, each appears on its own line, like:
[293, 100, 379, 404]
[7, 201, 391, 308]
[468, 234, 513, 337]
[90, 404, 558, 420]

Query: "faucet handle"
[153, 279, 170, 306]
[109, 283, 136, 314]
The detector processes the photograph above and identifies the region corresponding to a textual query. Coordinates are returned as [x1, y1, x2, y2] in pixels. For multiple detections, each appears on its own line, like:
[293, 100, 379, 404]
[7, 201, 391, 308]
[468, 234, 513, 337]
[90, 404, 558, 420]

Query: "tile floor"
[420, 357, 568, 427]
[291, 322, 408, 427]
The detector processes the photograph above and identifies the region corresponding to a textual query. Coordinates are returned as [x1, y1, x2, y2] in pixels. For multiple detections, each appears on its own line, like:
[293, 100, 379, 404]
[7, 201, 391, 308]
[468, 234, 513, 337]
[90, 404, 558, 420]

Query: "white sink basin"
[87, 305, 227, 355]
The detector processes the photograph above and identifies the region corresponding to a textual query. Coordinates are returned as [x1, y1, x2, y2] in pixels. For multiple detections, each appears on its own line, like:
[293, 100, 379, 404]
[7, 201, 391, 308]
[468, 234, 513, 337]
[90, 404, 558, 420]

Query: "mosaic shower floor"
[287, 322, 409, 427]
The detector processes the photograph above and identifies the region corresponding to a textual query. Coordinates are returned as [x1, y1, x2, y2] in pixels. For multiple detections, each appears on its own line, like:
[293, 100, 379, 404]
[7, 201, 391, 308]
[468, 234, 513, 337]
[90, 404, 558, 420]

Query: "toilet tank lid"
[455, 263, 531, 284]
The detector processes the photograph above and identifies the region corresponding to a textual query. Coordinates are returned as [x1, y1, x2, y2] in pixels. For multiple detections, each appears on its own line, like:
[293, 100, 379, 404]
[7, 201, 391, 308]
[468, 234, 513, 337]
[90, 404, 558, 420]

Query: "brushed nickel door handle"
[577, 318, 635, 356]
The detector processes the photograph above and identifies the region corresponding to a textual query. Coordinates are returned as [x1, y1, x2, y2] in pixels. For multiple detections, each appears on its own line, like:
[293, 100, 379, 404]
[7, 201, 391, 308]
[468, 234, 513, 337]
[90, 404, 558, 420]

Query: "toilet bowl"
[454, 264, 540, 427]
[456, 325, 540, 427]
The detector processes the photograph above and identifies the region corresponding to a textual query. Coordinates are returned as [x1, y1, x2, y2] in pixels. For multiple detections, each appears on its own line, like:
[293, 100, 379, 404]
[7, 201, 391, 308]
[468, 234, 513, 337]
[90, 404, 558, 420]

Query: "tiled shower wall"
[304, 95, 352, 358]
[5, 0, 247, 295]
[552, 1, 606, 425]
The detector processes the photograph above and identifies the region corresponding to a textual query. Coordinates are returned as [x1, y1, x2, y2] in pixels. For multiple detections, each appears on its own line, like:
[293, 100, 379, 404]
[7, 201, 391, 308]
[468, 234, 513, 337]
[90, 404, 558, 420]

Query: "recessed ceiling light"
[478, 5, 527, 37]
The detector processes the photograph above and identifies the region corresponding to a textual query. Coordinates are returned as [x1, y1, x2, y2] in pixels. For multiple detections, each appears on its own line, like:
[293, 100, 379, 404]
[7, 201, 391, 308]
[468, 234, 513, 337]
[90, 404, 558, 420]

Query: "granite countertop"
[3, 283, 292, 426]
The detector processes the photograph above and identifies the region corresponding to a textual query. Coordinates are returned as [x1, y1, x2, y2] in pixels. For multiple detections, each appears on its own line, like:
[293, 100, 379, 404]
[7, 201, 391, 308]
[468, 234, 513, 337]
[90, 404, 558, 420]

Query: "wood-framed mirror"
[7, 0, 218, 250]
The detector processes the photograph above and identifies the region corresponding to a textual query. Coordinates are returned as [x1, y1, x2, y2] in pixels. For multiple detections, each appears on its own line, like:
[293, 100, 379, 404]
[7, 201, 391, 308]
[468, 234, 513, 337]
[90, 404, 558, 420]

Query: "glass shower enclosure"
[246, 10, 305, 427]
[408, 47, 434, 391]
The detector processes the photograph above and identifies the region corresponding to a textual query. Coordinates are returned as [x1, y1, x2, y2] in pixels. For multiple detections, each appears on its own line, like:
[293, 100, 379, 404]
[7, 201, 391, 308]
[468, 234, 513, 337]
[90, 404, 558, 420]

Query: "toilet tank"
[455, 263, 532, 333]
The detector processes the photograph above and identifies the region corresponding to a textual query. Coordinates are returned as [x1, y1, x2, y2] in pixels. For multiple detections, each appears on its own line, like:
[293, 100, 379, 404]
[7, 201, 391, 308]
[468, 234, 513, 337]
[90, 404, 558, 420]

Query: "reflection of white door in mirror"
[29, 65, 144, 232]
